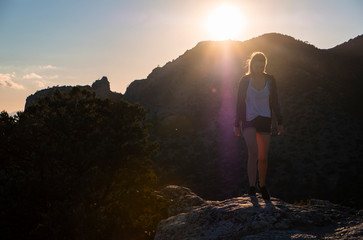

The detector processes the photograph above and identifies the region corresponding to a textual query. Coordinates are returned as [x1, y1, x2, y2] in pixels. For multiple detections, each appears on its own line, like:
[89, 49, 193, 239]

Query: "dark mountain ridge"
[124, 33, 363, 209]
[330, 34, 363, 57]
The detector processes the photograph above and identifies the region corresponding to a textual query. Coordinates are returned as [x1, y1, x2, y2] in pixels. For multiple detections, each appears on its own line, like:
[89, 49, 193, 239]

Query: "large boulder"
[155, 185, 362, 240]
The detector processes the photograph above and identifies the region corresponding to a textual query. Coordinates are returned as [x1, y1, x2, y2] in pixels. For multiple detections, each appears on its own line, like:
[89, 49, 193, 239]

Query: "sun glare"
[205, 4, 245, 41]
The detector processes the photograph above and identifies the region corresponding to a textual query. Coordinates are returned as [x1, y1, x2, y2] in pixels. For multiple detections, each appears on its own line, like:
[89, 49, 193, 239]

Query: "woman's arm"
[269, 75, 283, 125]
[269, 75, 283, 135]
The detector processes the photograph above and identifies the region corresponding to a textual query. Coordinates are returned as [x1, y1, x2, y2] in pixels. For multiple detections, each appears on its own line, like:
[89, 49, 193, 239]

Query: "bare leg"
[256, 133, 271, 187]
[243, 128, 258, 187]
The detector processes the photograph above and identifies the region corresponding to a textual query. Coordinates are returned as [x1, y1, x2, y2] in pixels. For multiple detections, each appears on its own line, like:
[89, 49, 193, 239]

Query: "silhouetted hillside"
[124, 33, 363, 209]
[330, 34, 363, 57]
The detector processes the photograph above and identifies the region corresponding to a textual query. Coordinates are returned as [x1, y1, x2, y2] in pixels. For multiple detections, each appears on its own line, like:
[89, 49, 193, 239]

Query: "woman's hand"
[277, 125, 284, 135]
[234, 126, 241, 136]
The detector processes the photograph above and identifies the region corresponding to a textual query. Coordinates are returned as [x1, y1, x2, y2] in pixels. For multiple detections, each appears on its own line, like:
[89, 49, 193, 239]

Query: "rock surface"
[155, 185, 362, 240]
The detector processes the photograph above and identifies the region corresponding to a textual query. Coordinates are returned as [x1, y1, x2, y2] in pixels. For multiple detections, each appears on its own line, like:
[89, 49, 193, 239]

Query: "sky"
[0, 0, 362, 113]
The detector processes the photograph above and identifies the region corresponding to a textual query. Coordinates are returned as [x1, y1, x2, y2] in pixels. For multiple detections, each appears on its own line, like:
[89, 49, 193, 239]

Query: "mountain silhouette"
[25, 33, 363, 209]
[124, 33, 363, 209]
[330, 34, 363, 57]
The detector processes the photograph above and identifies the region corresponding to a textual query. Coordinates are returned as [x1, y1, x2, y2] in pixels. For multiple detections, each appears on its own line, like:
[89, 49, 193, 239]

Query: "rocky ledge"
[155, 185, 362, 240]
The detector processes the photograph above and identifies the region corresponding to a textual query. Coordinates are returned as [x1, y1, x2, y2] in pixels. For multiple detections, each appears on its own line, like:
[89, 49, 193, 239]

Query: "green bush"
[0, 88, 167, 239]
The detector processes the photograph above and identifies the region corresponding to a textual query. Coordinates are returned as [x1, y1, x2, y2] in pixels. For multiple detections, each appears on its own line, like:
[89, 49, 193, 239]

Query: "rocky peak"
[91, 76, 111, 96]
[25, 76, 122, 108]
[155, 185, 362, 240]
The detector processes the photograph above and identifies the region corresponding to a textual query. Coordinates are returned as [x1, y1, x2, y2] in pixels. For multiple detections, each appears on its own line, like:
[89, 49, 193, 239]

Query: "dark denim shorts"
[242, 116, 272, 134]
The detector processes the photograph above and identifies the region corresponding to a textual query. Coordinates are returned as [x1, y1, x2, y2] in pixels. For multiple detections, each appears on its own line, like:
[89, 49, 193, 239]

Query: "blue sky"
[1, 0, 362, 113]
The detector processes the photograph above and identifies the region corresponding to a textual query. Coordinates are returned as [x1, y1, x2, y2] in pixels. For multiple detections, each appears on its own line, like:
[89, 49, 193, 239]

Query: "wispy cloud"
[48, 75, 59, 80]
[0, 73, 25, 89]
[36, 80, 46, 88]
[33, 75, 58, 88]
[22, 73, 43, 80]
[39, 65, 57, 70]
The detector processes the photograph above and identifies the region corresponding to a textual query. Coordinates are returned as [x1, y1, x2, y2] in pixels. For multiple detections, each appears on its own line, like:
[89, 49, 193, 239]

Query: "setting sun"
[205, 4, 245, 40]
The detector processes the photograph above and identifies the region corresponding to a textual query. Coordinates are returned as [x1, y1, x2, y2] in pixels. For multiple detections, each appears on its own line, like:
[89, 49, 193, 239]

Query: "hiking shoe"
[258, 184, 270, 200]
[247, 186, 256, 196]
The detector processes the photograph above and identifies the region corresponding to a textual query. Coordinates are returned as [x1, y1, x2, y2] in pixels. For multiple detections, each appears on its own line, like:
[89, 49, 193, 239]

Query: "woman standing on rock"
[234, 52, 283, 200]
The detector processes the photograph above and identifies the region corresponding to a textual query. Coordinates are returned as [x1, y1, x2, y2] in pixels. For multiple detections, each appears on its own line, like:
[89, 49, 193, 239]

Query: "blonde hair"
[246, 52, 267, 75]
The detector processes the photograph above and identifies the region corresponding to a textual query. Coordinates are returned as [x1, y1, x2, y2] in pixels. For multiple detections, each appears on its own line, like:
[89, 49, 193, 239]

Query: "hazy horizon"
[1, 0, 362, 113]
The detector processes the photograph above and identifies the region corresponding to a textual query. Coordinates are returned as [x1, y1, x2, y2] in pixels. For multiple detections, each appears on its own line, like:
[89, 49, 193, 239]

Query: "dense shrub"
[0, 88, 167, 239]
